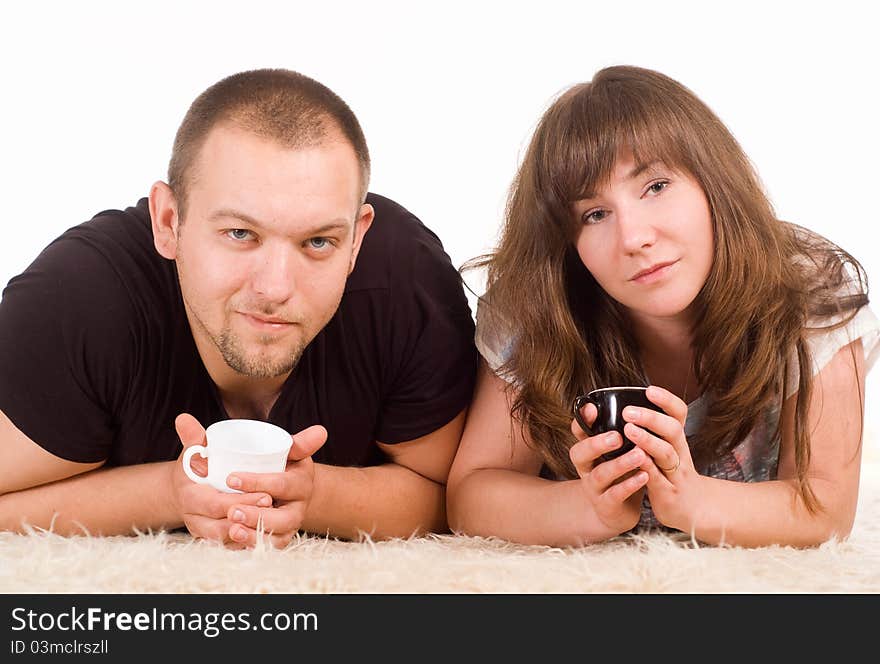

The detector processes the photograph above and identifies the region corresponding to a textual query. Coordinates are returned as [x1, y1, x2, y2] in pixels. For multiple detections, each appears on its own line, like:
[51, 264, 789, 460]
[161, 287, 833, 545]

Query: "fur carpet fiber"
[3, 458, 879, 594]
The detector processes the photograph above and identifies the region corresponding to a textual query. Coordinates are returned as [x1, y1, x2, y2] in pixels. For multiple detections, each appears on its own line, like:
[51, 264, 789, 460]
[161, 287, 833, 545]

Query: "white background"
[1, 1, 878, 451]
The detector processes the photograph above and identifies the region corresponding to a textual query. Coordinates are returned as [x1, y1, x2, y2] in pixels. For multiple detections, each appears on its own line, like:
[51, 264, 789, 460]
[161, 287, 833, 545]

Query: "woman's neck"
[629, 312, 697, 402]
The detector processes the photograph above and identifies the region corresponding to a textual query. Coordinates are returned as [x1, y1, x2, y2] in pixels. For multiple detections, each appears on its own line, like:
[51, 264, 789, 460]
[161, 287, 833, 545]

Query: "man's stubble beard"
[216, 325, 306, 379]
[214, 286, 345, 379]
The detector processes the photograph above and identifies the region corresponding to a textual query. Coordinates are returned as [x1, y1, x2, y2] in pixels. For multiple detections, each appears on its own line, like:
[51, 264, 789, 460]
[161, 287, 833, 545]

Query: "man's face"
[167, 125, 371, 379]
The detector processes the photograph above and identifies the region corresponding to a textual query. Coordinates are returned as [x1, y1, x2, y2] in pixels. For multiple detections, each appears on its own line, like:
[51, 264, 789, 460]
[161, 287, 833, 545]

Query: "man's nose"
[250, 243, 297, 303]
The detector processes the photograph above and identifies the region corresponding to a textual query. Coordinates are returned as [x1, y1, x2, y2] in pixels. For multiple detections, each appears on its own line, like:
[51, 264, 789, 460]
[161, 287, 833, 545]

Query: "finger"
[602, 470, 648, 503]
[624, 423, 679, 472]
[569, 431, 623, 476]
[228, 502, 305, 533]
[227, 466, 314, 500]
[228, 523, 295, 549]
[183, 514, 236, 544]
[175, 413, 207, 449]
[186, 486, 273, 519]
[187, 456, 208, 477]
[288, 425, 328, 462]
[590, 446, 646, 491]
[639, 455, 674, 487]
[570, 402, 598, 438]
[645, 385, 688, 425]
[622, 405, 682, 444]
[227, 472, 288, 498]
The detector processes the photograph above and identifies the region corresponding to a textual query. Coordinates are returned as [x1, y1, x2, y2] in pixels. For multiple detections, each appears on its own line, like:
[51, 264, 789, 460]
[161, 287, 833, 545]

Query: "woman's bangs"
[554, 102, 689, 206]
[627, 121, 689, 177]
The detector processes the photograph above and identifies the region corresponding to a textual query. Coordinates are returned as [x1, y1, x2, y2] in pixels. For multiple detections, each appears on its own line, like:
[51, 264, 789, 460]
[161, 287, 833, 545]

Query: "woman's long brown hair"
[466, 66, 868, 512]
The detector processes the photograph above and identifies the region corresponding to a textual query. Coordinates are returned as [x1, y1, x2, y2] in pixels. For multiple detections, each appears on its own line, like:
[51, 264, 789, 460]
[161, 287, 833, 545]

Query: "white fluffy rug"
[3, 456, 880, 594]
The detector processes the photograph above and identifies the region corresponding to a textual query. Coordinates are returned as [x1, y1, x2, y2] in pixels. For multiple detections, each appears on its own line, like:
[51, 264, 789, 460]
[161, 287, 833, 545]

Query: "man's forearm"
[0, 462, 181, 536]
[302, 462, 447, 540]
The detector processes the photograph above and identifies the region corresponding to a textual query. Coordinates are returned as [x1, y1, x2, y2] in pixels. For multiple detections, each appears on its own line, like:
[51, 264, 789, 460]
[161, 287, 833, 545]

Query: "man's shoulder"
[34, 198, 155, 274]
[69, 198, 154, 253]
[349, 193, 452, 292]
[3, 198, 176, 324]
[364, 192, 443, 246]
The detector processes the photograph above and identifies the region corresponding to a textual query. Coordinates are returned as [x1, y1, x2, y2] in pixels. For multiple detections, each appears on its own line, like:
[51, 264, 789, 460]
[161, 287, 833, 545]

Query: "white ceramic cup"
[182, 419, 293, 493]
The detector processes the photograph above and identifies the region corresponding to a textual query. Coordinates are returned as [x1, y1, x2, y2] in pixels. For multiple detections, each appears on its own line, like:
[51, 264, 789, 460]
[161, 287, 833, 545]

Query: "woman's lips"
[630, 260, 678, 285]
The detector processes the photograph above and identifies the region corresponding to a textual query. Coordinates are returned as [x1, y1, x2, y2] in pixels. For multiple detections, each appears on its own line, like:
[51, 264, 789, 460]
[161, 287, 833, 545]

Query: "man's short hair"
[168, 68, 371, 218]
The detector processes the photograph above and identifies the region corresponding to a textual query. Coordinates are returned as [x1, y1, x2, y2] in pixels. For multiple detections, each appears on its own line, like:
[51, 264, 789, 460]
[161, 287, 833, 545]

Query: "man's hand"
[224, 424, 328, 548]
[170, 413, 274, 549]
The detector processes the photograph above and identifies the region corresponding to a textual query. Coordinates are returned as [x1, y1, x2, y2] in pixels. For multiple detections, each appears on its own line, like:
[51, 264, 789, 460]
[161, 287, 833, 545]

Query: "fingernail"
[231, 527, 246, 542]
[233, 509, 245, 522]
[227, 476, 242, 489]
[623, 407, 639, 420]
[258, 496, 272, 507]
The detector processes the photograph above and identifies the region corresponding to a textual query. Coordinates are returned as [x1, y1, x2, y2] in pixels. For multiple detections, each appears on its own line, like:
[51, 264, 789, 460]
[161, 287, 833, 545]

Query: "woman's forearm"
[448, 469, 619, 547]
[668, 474, 857, 547]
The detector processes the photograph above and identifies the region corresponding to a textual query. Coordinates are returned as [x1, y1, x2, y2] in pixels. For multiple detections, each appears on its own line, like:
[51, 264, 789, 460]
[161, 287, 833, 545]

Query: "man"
[0, 69, 477, 548]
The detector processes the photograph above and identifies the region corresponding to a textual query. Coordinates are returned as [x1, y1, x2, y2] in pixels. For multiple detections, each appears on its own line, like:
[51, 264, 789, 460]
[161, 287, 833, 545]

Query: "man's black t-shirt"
[0, 193, 477, 468]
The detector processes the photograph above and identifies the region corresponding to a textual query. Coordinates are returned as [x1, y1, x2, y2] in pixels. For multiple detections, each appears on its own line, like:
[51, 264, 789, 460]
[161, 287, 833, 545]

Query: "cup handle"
[182, 445, 211, 486]
[572, 395, 596, 436]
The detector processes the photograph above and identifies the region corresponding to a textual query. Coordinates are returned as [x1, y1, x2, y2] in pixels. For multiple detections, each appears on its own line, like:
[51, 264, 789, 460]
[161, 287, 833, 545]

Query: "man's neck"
[206, 359, 290, 420]
[217, 382, 285, 421]
[185, 307, 290, 420]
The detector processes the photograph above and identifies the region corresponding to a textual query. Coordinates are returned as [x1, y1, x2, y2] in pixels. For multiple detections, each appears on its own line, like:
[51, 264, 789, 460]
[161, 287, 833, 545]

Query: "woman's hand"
[622, 385, 701, 530]
[569, 402, 649, 536]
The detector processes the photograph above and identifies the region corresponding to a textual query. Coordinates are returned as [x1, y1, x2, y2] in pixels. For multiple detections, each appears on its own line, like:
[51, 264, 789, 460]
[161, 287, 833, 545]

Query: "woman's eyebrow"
[578, 161, 666, 201]
[627, 160, 664, 180]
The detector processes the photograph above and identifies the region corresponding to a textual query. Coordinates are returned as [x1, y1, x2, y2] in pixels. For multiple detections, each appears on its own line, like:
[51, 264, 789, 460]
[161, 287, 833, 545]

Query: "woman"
[447, 65, 878, 548]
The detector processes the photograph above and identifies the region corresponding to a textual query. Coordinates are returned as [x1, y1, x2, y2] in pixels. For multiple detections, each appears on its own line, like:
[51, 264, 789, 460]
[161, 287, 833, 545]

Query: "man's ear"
[348, 203, 374, 274]
[148, 181, 181, 260]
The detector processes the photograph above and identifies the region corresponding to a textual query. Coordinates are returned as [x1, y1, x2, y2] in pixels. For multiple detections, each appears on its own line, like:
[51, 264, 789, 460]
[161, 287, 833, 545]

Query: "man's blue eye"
[309, 238, 328, 249]
[228, 229, 252, 241]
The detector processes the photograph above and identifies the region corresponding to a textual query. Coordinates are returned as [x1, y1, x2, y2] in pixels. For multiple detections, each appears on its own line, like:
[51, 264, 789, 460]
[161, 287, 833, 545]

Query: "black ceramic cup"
[572, 386, 665, 463]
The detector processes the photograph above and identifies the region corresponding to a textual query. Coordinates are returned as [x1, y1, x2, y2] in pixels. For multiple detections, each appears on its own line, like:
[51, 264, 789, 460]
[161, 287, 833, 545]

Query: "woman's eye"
[647, 180, 669, 195]
[583, 209, 608, 225]
[226, 229, 254, 242]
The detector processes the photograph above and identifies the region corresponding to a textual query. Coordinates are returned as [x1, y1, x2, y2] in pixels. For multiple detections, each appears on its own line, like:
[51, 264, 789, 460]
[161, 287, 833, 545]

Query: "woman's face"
[572, 156, 714, 327]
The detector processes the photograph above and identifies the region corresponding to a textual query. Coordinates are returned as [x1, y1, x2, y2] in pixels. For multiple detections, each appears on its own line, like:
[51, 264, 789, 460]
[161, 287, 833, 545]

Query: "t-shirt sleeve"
[785, 303, 880, 400]
[0, 233, 135, 462]
[374, 231, 478, 444]
[474, 294, 518, 382]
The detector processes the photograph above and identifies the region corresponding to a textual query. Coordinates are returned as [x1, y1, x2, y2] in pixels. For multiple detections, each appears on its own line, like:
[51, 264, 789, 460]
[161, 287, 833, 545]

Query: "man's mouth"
[238, 312, 296, 329]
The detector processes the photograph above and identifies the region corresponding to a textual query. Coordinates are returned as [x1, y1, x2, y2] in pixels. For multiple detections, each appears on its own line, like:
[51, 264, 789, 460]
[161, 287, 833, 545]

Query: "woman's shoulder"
[786, 224, 867, 294]
[474, 293, 519, 375]
[786, 302, 880, 399]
